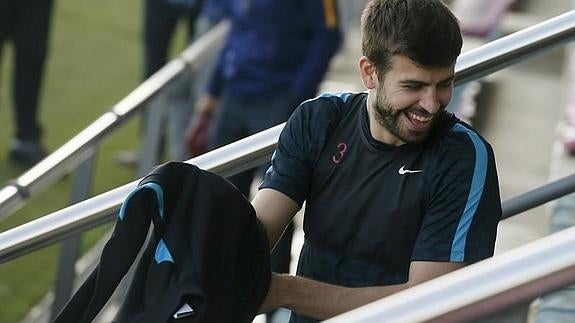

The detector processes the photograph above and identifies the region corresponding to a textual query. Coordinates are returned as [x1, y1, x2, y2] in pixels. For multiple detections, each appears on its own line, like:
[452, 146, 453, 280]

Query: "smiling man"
[251, 0, 502, 322]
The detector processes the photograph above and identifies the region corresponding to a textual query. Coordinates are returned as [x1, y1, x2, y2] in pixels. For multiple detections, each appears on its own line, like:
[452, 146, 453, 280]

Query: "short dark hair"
[361, 0, 462, 77]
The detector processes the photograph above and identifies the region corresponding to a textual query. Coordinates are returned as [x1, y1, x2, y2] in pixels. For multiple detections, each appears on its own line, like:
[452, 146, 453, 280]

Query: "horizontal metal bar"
[503, 173, 575, 219]
[326, 225, 575, 323]
[0, 22, 229, 220]
[0, 125, 282, 263]
[111, 21, 228, 118]
[454, 10, 575, 85]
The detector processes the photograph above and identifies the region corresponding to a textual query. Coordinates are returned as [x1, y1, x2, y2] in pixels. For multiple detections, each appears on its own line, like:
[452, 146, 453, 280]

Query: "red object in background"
[185, 110, 213, 157]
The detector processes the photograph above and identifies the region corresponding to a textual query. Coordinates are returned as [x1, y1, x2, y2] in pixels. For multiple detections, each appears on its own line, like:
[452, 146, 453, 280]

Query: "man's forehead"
[387, 55, 455, 81]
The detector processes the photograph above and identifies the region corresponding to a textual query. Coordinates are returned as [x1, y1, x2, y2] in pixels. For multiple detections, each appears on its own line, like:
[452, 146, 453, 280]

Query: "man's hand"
[257, 261, 466, 320]
[185, 95, 218, 157]
[196, 95, 218, 114]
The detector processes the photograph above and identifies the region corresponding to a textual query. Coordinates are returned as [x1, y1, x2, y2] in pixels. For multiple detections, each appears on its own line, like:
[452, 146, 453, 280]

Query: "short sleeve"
[259, 95, 344, 205]
[412, 123, 502, 263]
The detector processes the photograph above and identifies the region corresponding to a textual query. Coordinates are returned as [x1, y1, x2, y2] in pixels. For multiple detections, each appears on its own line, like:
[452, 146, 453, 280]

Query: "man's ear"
[359, 56, 377, 89]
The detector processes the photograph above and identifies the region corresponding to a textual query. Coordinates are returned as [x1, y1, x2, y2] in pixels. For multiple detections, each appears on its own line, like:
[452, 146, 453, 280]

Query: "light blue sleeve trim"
[318, 92, 352, 103]
[450, 124, 488, 261]
[154, 239, 174, 264]
[118, 182, 165, 220]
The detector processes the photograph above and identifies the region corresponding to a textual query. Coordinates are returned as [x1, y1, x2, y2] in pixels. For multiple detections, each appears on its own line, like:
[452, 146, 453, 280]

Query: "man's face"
[371, 55, 455, 145]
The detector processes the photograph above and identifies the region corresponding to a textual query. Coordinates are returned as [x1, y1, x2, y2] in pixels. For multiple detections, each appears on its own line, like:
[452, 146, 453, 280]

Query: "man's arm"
[261, 261, 465, 320]
[252, 189, 466, 320]
[252, 188, 301, 250]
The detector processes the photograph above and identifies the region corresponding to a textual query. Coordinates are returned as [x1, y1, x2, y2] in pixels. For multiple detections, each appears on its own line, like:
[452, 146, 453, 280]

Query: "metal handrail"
[503, 172, 575, 219]
[0, 10, 574, 265]
[454, 10, 575, 85]
[326, 224, 575, 323]
[0, 21, 229, 219]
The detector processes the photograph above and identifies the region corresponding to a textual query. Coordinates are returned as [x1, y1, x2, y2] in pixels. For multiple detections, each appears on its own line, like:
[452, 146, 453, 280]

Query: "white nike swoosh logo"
[398, 165, 423, 175]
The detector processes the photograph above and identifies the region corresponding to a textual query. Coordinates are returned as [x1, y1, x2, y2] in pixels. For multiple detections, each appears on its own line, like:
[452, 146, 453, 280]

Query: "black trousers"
[143, 0, 202, 78]
[0, 0, 54, 142]
[140, 0, 202, 155]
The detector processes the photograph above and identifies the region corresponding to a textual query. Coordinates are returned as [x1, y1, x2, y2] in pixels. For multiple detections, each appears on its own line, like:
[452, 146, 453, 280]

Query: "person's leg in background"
[118, 0, 203, 166]
[166, 1, 203, 161]
[8, 0, 54, 166]
[115, 0, 180, 166]
[0, 0, 15, 104]
[144, 0, 202, 77]
[141, 0, 180, 154]
[143, 0, 180, 79]
[207, 94, 253, 196]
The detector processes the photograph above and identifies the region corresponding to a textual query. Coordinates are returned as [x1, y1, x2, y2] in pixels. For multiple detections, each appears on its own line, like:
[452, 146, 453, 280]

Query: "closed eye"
[400, 82, 425, 90]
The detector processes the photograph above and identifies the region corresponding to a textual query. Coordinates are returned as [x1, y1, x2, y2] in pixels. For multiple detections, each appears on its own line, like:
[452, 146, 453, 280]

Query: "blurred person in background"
[0, 0, 54, 167]
[191, 0, 342, 183]
[188, 1, 342, 321]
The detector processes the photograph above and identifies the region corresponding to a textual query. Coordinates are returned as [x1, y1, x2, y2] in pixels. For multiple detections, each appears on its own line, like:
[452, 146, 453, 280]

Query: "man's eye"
[403, 84, 421, 90]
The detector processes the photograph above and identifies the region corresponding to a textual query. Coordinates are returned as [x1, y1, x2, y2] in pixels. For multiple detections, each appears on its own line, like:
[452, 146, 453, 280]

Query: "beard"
[373, 88, 444, 144]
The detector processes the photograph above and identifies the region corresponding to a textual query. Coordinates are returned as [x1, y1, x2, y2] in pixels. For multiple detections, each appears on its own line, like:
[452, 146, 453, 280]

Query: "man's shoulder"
[433, 113, 488, 141]
[450, 120, 492, 151]
[305, 91, 364, 105]
[291, 91, 365, 134]
[299, 92, 366, 117]
[428, 113, 494, 159]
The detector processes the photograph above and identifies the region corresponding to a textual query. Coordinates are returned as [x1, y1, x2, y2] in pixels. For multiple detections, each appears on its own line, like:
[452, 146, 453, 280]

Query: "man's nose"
[419, 87, 443, 114]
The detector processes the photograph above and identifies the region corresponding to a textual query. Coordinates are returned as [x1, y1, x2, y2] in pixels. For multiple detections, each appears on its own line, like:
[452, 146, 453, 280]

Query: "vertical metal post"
[50, 154, 96, 319]
[137, 94, 167, 177]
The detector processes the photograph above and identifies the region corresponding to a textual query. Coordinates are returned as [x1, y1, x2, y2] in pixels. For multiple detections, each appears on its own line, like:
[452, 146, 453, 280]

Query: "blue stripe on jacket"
[118, 182, 173, 264]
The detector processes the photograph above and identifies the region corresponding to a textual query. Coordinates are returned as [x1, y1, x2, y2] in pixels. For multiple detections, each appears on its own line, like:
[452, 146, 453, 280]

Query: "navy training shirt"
[260, 92, 502, 290]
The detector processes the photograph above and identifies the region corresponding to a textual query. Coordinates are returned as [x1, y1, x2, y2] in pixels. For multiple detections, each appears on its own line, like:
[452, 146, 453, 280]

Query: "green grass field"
[0, 1, 189, 321]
